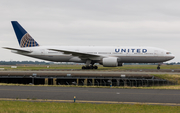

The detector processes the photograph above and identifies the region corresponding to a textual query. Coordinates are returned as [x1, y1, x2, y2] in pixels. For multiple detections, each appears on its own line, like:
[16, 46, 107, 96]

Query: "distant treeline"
[125, 62, 180, 65]
[0, 61, 50, 65]
[166, 62, 180, 65]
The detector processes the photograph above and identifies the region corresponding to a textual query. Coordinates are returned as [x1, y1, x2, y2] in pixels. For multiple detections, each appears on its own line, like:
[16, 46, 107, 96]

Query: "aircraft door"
[126, 49, 133, 62]
[154, 50, 158, 56]
[154, 50, 163, 56]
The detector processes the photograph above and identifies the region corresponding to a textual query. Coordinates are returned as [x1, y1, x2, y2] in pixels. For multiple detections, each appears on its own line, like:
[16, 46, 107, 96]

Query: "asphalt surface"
[0, 86, 180, 104]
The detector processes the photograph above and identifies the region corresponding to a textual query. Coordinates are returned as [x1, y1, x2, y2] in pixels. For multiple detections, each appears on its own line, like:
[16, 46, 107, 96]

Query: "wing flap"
[48, 49, 100, 58]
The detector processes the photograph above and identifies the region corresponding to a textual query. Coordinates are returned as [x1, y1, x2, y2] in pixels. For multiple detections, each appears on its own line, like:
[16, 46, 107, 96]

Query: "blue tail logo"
[11, 21, 40, 48]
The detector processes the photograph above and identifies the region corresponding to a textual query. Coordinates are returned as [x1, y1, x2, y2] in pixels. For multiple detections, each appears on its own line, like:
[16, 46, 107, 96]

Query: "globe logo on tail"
[20, 33, 39, 47]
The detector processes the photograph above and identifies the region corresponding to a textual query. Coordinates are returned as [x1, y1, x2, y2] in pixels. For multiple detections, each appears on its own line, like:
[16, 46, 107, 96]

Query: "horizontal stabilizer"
[3, 47, 32, 53]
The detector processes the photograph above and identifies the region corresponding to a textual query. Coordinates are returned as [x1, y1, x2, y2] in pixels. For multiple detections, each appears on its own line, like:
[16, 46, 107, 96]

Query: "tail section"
[11, 21, 40, 48]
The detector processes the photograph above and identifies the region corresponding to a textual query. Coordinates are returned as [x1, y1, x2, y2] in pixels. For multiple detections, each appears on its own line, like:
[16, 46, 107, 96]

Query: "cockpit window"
[166, 52, 171, 54]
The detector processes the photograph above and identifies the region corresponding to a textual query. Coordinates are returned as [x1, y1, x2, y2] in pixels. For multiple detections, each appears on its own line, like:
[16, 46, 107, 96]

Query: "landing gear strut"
[157, 64, 161, 70]
[82, 60, 98, 69]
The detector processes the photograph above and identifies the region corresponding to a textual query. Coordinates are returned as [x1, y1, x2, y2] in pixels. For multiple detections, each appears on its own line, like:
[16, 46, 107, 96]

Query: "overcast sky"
[0, 0, 180, 62]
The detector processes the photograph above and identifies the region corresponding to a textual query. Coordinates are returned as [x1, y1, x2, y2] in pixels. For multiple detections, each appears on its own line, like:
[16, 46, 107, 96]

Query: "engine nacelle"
[102, 57, 118, 67]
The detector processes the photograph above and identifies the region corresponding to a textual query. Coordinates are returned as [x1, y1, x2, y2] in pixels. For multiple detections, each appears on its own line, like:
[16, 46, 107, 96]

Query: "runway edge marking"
[0, 98, 179, 106]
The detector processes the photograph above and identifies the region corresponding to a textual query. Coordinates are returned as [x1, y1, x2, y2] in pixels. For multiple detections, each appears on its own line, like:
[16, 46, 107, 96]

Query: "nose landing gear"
[157, 66, 160, 70]
[157, 64, 161, 70]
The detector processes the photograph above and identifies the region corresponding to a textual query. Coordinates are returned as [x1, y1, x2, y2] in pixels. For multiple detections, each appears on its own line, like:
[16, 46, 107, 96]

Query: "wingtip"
[2, 47, 8, 49]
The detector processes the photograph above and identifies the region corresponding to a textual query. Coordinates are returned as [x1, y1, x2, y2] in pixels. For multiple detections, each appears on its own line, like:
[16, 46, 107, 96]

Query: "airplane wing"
[48, 48, 100, 58]
[3, 47, 32, 53]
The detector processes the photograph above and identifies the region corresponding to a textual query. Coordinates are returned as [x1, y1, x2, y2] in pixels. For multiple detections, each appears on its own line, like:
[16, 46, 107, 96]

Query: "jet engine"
[102, 57, 118, 67]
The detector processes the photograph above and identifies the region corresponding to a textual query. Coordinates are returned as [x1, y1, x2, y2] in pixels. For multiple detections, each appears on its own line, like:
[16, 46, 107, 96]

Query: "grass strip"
[0, 100, 180, 113]
[153, 74, 180, 84]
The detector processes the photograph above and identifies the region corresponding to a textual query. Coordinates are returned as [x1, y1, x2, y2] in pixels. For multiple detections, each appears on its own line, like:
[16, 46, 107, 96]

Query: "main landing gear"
[82, 65, 98, 69]
[82, 60, 98, 69]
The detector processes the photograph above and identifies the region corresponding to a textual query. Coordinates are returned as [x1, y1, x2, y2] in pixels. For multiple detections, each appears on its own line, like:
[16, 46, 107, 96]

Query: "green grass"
[153, 74, 180, 84]
[0, 100, 179, 113]
[0, 64, 180, 71]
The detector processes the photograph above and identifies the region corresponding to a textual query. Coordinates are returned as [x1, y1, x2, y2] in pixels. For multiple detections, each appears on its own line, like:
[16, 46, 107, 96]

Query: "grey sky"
[0, 0, 180, 62]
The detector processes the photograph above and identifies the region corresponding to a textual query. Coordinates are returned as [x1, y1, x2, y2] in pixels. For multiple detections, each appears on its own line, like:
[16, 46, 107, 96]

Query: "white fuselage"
[12, 46, 175, 64]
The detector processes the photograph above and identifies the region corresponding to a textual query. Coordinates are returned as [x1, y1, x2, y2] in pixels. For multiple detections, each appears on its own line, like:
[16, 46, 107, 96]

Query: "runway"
[0, 86, 180, 105]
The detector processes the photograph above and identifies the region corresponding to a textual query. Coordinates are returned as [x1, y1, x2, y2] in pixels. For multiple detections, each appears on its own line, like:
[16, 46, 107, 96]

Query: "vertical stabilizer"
[11, 21, 40, 48]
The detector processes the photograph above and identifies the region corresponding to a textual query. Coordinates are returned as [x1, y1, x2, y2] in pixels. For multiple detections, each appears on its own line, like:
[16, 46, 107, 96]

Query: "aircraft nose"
[170, 54, 175, 59]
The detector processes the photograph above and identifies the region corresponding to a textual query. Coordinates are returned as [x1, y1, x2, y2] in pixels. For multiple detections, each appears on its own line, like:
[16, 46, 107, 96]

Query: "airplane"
[3, 21, 175, 70]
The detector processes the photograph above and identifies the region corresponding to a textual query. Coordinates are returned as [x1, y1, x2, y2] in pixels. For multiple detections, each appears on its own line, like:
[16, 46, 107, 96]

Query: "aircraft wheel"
[157, 66, 160, 70]
[94, 66, 98, 69]
[82, 66, 86, 69]
[90, 66, 93, 69]
[86, 66, 90, 69]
